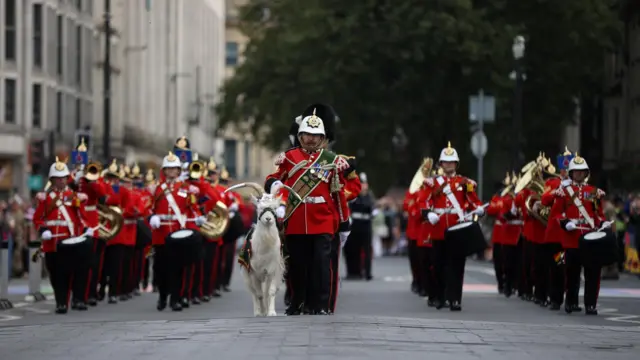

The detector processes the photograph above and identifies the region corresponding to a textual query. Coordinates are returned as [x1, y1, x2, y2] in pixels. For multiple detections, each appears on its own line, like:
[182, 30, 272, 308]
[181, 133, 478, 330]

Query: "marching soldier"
[551, 154, 608, 315]
[265, 105, 351, 315]
[422, 142, 484, 311]
[414, 161, 436, 304]
[202, 159, 224, 299]
[540, 148, 573, 310]
[218, 167, 245, 293]
[403, 188, 421, 294]
[487, 175, 509, 294]
[33, 157, 94, 314]
[148, 152, 205, 311]
[136, 168, 156, 293]
[344, 173, 375, 281]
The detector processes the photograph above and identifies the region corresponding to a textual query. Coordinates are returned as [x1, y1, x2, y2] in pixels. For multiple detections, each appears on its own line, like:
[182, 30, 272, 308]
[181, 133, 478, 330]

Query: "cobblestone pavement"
[2, 258, 640, 359]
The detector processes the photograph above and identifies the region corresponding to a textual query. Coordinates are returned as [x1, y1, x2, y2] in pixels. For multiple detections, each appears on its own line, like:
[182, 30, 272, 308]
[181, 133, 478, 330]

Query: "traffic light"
[30, 139, 46, 175]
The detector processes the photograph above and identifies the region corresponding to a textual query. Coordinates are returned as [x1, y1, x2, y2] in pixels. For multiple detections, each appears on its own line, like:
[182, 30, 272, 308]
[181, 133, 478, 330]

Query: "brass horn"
[409, 157, 433, 194]
[85, 161, 103, 181]
[514, 159, 549, 225]
[199, 201, 230, 238]
[189, 153, 206, 179]
[97, 204, 124, 241]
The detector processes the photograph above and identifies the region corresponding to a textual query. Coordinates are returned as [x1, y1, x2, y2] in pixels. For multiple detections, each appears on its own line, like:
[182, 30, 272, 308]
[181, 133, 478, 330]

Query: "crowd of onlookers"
[0, 194, 38, 278]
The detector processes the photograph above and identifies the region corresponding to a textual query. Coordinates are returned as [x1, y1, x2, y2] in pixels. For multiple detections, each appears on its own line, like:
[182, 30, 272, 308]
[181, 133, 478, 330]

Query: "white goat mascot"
[239, 193, 285, 316]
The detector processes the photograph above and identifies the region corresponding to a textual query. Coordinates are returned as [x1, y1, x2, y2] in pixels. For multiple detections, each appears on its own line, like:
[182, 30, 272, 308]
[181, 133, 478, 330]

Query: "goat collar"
[258, 207, 278, 221]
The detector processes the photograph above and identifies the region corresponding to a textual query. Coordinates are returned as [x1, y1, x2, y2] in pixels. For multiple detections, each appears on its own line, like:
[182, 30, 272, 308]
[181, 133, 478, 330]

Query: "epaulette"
[274, 152, 286, 166]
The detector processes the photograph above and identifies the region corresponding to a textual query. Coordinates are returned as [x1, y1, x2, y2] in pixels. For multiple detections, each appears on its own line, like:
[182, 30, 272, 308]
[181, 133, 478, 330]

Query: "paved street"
[2, 257, 640, 359]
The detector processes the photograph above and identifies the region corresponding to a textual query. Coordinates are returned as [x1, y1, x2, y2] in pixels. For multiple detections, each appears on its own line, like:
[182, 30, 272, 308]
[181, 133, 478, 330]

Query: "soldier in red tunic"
[265, 106, 351, 315]
[422, 142, 484, 311]
[550, 154, 608, 315]
[540, 148, 572, 310]
[415, 166, 436, 305]
[487, 175, 509, 294]
[148, 152, 205, 311]
[32, 157, 94, 314]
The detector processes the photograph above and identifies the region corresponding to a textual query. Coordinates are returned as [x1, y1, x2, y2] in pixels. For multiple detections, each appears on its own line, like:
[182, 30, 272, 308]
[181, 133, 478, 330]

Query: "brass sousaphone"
[409, 157, 434, 194]
[514, 153, 559, 225]
[190, 153, 231, 238]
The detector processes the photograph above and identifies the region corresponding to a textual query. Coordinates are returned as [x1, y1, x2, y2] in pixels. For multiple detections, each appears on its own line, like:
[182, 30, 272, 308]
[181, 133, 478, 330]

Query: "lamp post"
[511, 35, 525, 169]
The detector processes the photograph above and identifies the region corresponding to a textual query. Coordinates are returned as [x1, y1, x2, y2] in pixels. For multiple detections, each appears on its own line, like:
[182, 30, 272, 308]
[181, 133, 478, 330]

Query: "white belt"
[85, 205, 97, 211]
[157, 214, 180, 220]
[506, 220, 523, 225]
[433, 208, 456, 215]
[124, 219, 137, 225]
[303, 196, 326, 204]
[568, 218, 588, 224]
[351, 212, 371, 220]
[45, 220, 68, 226]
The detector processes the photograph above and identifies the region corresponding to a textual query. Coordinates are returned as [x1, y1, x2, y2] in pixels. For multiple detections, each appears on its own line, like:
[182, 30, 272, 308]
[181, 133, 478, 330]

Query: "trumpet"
[85, 161, 103, 181]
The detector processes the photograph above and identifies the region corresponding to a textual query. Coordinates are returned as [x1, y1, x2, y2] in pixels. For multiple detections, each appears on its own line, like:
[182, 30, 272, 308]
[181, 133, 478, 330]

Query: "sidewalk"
[3, 277, 53, 303]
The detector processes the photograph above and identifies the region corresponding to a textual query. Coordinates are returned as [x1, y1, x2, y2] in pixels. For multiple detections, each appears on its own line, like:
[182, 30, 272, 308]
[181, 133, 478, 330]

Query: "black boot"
[181, 298, 190, 308]
[449, 301, 462, 311]
[108, 296, 118, 304]
[585, 306, 598, 315]
[157, 298, 167, 311]
[74, 301, 88, 311]
[549, 302, 561, 311]
[55, 305, 68, 314]
[170, 302, 183, 311]
[87, 298, 98, 306]
[191, 297, 201, 305]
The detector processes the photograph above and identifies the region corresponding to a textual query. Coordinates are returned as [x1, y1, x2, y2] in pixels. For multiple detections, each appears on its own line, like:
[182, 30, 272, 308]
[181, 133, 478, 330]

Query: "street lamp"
[511, 35, 525, 168]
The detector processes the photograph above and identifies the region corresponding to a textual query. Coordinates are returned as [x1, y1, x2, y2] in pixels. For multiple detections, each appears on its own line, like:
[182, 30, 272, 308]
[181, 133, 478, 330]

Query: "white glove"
[270, 180, 284, 195]
[229, 202, 239, 212]
[179, 171, 189, 181]
[600, 221, 613, 230]
[77, 192, 88, 202]
[427, 212, 439, 225]
[565, 221, 577, 231]
[475, 207, 485, 217]
[372, 208, 380, 217]
[83, 227, 95, 237]
[339, 231, 350, 247]
[510, 203, 518, 215]
[532, 201, 541, 212]
[75, 171, 84, 183]
[149, 215, 161, 229]
[41, 230, 53, 241]
[561, 179, 572, 187]
[276, 205, 286, 219]
[194, 216, 206, 226]
[229, 211, 236, 219]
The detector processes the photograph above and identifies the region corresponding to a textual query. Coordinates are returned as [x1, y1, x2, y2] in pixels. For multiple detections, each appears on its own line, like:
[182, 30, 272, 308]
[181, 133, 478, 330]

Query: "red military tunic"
[266, 148, 350, 235]
[550, 183, 606, 249]
[416, 184, 433, 247]
[424, 174, 483, 240]
[110, 186, 144, 246]
[541, 177, 565, 244]
[33, 187, 88, 252]
[487, 195, 506, 246]
[76, 178, 111, 228]
[151, 180, 201, 246]
[499, 194, 523, 246]
[403, 190, 420, 242]
[515, 188, 546, 243]
[343, 171, 362, 202]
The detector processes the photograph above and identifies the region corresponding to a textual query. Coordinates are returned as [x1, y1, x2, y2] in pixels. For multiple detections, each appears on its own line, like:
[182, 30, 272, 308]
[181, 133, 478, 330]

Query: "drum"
[444, 221, 487, 257]
[166, 229, 197, 245]
[58, 235, 92, 269]
[580, 230, 617, 266]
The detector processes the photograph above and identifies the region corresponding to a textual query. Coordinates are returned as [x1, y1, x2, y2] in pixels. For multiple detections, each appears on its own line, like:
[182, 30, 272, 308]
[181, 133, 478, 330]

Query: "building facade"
[0, 0, 95, 198]
[223, 0, 275, 181]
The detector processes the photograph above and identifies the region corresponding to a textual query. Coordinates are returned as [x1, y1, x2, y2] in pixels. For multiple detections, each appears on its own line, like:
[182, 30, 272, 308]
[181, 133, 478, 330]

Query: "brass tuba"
[199, 200, 230, 238]
[97, 204, 124, 241]
[189, 153, 206, 179]
[85, 161, 103, 181]
[514, 153, 559, 225]
[409, 157, 434, 194]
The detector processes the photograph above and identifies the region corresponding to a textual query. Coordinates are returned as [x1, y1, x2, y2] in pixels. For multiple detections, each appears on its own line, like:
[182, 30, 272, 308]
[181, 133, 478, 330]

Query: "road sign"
[469, 91, 495, 123]
[471, 131, 488, 158]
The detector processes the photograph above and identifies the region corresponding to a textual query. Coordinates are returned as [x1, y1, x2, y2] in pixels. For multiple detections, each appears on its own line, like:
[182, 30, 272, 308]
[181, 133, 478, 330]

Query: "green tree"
[216, 0, 621, 195]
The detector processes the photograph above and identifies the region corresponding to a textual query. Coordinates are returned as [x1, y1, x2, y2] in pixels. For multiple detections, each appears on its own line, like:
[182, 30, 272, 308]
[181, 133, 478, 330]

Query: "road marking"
[0, 314, 22, 322]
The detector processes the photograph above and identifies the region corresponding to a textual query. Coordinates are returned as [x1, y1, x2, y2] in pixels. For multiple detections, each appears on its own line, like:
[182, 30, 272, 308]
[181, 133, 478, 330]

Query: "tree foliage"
[216, 0, 621, 195]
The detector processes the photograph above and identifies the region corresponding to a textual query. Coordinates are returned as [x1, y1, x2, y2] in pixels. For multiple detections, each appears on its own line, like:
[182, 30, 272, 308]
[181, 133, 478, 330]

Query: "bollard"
[0, 241, 13, 310]
[26, 241, 46, 302]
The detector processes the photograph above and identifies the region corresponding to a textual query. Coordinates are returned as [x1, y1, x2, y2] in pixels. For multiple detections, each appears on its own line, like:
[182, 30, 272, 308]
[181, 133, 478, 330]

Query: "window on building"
[86, 0, 93, 15]
[75, 98, 82, 129]
[4, 79, 17, 124]
[224, 139, 238, 178]
[57, 15, 64, 77]
[244, 141, 251, 177]
[56, 92, 63, 133]
[226, 42, 239, 66]
[33, 4, 44, 68]
[33, 84, 42, 128]
[76, 0, 82, 12]
[76, 25, 82, 86]
[5, 0, 17, 61]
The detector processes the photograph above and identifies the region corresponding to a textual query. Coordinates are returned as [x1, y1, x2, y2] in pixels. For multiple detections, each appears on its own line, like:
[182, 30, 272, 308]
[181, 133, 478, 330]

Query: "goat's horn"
[223, 182, 265, 197]
[280, 184, 302, 202]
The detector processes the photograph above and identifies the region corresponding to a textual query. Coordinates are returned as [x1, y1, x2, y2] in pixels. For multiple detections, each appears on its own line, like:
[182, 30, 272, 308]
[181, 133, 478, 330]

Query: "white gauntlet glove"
[427, 212, 440, 225]
[565, 221, 577, 231]
[561, 179, 572, 187]
[276, 205, 286, 219]
[194, 216, 206, 226]
[41, 230, 53, 241]
[270, 180, 284, 195]
[149, 215, 161, 229]
[339, 231, 350, 247]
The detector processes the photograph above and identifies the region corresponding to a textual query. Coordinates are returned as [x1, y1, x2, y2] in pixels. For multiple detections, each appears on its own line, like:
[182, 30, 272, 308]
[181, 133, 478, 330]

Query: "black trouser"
[565, 248, 602, 307]
[501, 244, 519, 293]
[518, 238, 534, 297]
[492, 244, 504, 291]
[343, 228, 373, 278]
[153, 243, 184, 304]
[533, 243, 548, 302]
[329, 234, 341, 313]
[143, 254, 151, 288]
[188, 240, 205, 299]
[432, 239, 466, 304]
[202, 241, 220, 297]
[417, 246, 434, 299]
[546, 243, 565, 305]
[88, 238, 106, 300]
[132, 247, 144, 291]
[102, 244, 133, 297]
[45, 239, 92, 307]
[286, 233, 332, 312]
[217, 242, 236, 289]
[408, 240, 419, 289]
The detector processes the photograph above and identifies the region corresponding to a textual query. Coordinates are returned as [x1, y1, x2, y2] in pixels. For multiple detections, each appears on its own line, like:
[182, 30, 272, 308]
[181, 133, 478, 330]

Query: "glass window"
[57, 15, 64, 76]
[56, 92, 63, 133]
[5, 0, 16, 61]
[244, 141, 251, 177]
[76, 25, 82, 86]
[226, 42, 239, 66]
[33, 4, 43, 68]
[224, 139, 237, 178]
[4, 79, 17, 124]
[75, 98, 82, 129]
[33, 84, 42, 128]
